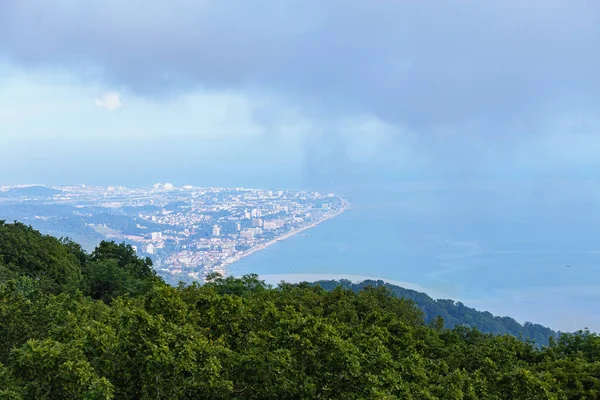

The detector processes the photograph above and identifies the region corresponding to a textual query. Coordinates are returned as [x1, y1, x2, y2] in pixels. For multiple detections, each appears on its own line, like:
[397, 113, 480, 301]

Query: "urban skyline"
[0, 183, 347, 283]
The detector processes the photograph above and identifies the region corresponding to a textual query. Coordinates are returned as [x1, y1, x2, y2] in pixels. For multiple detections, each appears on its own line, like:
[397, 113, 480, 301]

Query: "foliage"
[313, 279, 558, 346]
[0, 220, 82, 293]
[0, 221, 598, 399]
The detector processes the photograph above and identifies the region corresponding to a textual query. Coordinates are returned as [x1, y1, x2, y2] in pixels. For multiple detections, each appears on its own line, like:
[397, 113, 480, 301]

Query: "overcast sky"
[1, 0, 599, 188]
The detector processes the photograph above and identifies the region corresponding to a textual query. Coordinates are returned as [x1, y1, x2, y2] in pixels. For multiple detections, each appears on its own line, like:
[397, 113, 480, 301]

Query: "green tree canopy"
[0, 221, 598, 399]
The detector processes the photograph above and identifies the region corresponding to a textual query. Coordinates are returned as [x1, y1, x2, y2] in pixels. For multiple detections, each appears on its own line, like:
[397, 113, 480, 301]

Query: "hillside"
[0, 185, 62, 198]
[1, 220, 599, 399]
[313, 279, 557, 346]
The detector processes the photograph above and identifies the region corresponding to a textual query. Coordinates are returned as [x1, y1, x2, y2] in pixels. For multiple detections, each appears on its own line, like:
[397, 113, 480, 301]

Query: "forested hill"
[1, 221, 600, 398]
[0, 185, 62, 198]
[313, 279, 558, 346]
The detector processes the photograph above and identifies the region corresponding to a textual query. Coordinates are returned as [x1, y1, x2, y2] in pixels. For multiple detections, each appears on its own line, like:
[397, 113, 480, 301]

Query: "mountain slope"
[313, 279, 558, 345]
[0, 185, 62, 198]
[0, 221, 599, 399]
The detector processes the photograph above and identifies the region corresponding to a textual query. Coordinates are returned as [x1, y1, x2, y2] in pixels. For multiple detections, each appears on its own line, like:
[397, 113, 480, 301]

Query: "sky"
[1, 0, 600, 188]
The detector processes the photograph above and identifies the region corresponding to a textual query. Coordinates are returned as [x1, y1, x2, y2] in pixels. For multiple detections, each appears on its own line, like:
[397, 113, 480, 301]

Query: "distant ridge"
[1, 220, 598, 398]
[0, 185, 62, 198]
[312, 278, 558, 346]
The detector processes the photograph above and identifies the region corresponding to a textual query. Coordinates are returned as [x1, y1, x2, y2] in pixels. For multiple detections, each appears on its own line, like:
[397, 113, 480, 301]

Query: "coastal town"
[0, 184, 347, 283]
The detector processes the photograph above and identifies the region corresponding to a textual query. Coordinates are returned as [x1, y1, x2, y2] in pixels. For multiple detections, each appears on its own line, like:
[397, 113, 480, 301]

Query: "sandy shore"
[220, 200, 349, 272]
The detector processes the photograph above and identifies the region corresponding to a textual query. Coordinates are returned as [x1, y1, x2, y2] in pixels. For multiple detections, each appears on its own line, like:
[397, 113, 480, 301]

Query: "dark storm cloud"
[1, 0, 598, 129]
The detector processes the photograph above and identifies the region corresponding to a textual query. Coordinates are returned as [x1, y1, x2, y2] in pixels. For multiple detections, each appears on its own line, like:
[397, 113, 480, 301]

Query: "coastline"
[220, 199, 349, 274]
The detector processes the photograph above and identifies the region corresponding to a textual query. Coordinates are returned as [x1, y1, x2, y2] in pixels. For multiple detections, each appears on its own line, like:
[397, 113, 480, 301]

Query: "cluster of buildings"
[14, 184, 346, 282]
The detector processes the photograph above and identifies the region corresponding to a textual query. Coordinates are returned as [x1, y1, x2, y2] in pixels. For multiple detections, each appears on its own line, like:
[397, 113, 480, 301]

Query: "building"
[253, 227, 263, 236]
[221, 244, 235, 255]
[151, 232, 162, 241]
[251, 208, 262, 218]
[144, 244, 155, 255]
[263, 221, 277, 230]
[240, 229, 255, 240]
[252, 218, 263, 227]
[244, 210, 251, 219]
[236, 222, 242, 231]
[212, 225, 221, 237]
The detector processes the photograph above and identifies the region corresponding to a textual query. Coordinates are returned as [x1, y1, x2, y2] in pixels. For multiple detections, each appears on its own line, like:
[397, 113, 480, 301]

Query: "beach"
[220, 200, 349, 273]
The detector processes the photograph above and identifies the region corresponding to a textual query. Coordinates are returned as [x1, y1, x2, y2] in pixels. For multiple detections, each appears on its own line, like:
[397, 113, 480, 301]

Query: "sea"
[229, 180, 600, 333]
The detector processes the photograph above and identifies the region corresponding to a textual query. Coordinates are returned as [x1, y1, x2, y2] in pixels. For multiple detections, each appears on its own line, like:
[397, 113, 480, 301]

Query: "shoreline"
[219, 199, 349, 273]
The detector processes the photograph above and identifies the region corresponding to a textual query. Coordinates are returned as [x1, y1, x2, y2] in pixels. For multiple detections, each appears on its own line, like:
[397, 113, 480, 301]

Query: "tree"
[1, 222, 598, 398]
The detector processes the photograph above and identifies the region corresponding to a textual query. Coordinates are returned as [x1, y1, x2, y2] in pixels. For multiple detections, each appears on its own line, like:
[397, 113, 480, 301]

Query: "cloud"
[94, 92, 123, 110]
[0, 1, 598, 126]
[0, 0, 599, 183]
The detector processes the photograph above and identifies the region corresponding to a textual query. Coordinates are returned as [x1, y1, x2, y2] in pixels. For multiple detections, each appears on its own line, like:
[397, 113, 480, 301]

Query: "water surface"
[231, 181, 600, 332]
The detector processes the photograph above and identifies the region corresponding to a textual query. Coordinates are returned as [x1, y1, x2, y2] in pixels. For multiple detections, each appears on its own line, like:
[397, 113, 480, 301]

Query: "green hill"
[0, 185, 62, 198]
[313, 279, 558, 346]
[1, 220, 599, 399]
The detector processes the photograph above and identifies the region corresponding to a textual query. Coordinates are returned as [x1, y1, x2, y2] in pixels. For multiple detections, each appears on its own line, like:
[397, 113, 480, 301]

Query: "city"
[0, 184, 347, 283]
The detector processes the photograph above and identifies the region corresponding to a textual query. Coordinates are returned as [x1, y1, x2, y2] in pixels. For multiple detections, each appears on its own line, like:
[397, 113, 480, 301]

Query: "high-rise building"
[253, 227, 263, 236]
[252, 218, 263, 227]
[263, 221, 277, 230]
[212, 225, 221, 237]
[236, 222, 242, 231]
[240, 229, 255, 240]
[151, 232, 163, 241]
[244, 210, 251, 219]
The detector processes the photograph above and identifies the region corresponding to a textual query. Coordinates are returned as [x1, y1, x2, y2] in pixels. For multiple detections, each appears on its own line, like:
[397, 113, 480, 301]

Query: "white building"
[212, 225, 221, 237]
[144, 244, 155, 255]
[151, 232, 163, 241]
[222, 244, 235, 255]
[263, 221, 277, 230]
[240, 229, 255, 240]
[252, 218, 263, 227]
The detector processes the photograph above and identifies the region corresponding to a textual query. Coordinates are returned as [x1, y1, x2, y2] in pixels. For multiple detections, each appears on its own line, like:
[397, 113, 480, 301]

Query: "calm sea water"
[230, 181, 600, 332]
